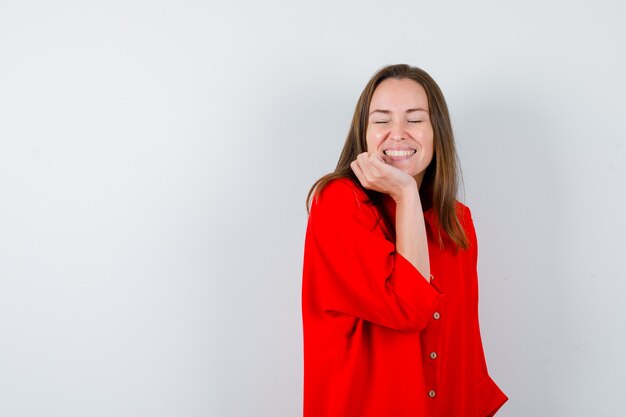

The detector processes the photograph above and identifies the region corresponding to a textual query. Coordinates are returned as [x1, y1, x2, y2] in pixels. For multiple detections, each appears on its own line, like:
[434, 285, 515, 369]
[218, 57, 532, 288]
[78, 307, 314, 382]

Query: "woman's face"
[366, 78, 434, 185]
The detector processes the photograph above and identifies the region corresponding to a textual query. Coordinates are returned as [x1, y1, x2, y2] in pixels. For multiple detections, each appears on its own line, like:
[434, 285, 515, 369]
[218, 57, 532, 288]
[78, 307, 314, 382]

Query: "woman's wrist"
[392, 181, 420, 205]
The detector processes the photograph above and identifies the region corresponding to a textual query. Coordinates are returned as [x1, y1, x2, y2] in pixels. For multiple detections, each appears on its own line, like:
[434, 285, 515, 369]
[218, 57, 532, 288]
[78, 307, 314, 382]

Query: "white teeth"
[384, 149, 416, 157]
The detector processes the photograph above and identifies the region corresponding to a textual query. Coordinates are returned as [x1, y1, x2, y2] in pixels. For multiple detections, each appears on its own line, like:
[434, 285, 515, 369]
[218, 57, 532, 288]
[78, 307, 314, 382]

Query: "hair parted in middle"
[307, 63, 468, 250]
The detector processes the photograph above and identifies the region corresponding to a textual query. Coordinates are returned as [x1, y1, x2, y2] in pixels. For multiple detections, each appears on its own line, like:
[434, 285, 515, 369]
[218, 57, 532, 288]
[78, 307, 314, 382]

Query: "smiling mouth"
[383, 149, 416, 158]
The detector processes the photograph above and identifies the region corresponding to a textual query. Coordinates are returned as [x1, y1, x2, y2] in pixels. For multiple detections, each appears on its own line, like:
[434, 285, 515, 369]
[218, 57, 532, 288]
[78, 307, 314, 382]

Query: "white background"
[1, 1, 625, 416]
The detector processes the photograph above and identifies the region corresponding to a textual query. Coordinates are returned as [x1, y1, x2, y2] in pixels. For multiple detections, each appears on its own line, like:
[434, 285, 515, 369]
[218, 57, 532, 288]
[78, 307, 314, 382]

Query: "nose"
[390, 121, 406, 140]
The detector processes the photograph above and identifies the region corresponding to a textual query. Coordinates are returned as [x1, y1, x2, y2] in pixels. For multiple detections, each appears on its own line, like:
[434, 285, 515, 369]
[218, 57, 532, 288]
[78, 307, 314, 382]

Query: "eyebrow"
[369, 108, 428, 115]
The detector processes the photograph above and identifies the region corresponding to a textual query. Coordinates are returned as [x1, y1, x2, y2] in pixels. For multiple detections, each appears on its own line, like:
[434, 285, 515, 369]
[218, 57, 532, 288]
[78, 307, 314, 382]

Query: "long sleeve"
[304, 178, 442, 332]
[464, 206, 509, 416]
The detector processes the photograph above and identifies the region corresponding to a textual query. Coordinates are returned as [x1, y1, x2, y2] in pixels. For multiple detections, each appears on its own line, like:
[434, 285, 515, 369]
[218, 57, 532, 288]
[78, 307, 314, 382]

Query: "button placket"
[422, 275, 445, 399]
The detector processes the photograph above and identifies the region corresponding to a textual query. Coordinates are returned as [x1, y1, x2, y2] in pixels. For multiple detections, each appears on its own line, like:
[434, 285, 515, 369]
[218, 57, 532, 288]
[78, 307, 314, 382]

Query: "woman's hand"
[350, 152, 418, 202]
[351, 152, 429, 280]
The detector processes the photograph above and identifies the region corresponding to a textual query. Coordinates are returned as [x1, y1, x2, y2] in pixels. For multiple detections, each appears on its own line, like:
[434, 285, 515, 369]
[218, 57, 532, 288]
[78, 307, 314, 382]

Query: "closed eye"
[408, 120, 423, 123]
[373, 121, 389, 124]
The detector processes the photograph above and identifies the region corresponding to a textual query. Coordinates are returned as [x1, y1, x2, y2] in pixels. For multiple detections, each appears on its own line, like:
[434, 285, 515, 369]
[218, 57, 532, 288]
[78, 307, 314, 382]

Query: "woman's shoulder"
[309, 177, 379, 225]
[454, 200, 472, 220]
[453, 200, 478, 248]
[313, 177, 367, 208]
[321, 177, 361, 193]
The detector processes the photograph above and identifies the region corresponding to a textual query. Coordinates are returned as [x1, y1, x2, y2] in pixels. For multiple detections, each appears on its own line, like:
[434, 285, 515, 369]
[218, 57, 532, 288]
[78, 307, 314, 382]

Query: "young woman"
[302, 64, 507, 417]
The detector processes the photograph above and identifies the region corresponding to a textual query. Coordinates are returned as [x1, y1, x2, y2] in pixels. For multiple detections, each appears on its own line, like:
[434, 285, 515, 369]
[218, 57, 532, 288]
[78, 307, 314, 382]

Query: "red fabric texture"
[302, 178, 508, 417]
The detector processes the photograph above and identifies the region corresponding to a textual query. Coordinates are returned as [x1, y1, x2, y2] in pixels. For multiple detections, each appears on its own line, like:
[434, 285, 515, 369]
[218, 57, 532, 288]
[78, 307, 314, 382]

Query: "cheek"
[424, 141, 434, 161]
[365, 130, 383, 152]
[422, 129, 435, 154]
[365, 135, 373, 152]
[416, 131, 435, 162]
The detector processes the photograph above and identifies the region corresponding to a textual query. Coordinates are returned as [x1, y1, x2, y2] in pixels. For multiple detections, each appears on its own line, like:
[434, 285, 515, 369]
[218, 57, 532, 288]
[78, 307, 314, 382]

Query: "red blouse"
[302, 178, 507, 417]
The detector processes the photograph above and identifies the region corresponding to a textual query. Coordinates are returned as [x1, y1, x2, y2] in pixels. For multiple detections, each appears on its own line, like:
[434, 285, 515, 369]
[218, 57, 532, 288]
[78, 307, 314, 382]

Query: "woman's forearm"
[394, 187, 431, 282]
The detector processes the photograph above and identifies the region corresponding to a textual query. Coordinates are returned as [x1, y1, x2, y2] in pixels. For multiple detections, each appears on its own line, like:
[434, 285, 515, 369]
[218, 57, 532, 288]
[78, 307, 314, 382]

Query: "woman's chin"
[388, 160, 418, 176]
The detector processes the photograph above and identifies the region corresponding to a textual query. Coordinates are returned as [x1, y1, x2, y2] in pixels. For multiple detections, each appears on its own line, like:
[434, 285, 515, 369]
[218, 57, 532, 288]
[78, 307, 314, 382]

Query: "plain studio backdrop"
[1, 1, 625, 416]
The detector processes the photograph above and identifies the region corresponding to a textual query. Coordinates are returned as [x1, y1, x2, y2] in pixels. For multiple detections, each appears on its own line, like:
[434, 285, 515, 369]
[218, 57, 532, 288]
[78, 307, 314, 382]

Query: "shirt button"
[430, 351, 438, 360]
[428, 390, 436, 398]
[433, 312, 441, 320]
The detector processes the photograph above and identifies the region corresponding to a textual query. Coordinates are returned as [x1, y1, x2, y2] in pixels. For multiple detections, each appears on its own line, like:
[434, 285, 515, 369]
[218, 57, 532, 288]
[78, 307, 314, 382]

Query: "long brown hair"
[306, 64, 468, 250]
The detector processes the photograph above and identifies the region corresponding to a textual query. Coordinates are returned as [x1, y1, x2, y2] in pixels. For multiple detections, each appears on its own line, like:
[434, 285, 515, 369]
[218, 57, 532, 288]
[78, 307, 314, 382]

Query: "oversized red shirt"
[302, 178, 507, 417]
